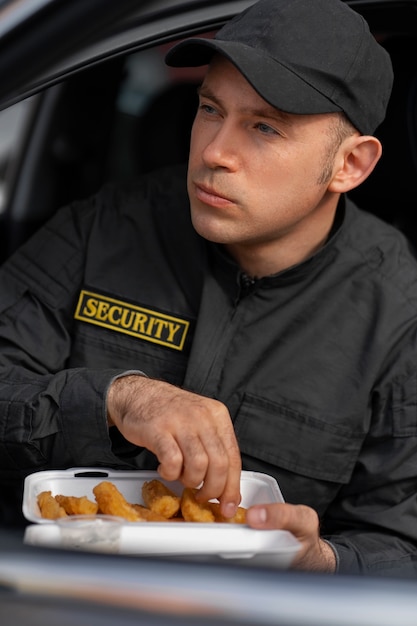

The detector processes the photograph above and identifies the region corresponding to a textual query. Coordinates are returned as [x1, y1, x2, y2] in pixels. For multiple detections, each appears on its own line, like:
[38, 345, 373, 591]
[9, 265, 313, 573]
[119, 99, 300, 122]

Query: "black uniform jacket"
[1, 165, 417, 575]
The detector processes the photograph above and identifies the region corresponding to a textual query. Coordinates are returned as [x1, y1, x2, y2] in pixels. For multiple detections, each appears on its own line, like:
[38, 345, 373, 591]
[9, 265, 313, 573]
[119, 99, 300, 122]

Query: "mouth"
[193, 182, 234, 208]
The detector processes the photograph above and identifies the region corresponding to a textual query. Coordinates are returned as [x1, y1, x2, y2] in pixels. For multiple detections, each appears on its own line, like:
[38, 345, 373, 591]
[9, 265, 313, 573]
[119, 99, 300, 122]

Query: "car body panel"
[2, 0, 416, 108]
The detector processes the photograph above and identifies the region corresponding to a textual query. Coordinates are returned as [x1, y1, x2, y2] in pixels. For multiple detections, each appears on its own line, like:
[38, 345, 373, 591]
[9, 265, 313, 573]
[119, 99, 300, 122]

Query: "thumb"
[246, 502, 317, 534]
[246, 503, 289, 529]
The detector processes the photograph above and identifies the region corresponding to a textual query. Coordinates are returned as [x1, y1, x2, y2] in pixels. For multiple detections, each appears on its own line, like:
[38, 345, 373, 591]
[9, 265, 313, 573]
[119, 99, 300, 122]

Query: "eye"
[199, 102, 218, 116]
[255, 122, 279, 136]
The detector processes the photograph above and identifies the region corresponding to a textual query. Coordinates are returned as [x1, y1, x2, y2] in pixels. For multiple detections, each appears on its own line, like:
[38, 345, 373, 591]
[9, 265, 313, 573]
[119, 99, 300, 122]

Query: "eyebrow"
[197, 84, 294, 126]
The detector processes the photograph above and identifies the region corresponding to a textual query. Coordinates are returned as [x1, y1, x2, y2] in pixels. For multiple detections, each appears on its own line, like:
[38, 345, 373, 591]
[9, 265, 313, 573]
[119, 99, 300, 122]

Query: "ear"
[328, 135, 382, 194]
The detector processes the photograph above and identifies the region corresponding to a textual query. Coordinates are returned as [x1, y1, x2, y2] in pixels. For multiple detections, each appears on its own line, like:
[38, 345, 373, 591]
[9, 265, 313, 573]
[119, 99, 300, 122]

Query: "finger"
[153, 433, 185, 482]
[156, 425, 222, 488]
[193, 438, 229, 501]
[246, 502, 287, 529]
[195, 427, 242, 515]
[246, 503, 318, 537]
[214, 439, 242, 517]
[247, 504, 336, 572]
[177, 433, 209, 488]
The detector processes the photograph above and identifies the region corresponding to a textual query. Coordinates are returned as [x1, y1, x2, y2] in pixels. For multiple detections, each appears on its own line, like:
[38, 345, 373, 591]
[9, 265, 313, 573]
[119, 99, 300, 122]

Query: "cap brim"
[166, 38, 342, 116]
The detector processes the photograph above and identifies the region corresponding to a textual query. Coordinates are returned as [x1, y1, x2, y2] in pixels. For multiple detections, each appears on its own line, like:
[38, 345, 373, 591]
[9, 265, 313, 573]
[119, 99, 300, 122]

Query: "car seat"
[133, 81, 199, 175]
[348, 36, 417, 249]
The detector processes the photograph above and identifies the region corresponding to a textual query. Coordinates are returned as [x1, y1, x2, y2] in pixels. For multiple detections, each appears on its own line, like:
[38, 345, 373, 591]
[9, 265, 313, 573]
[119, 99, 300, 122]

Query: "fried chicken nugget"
[55, 494, 99, 516]
[142, 479, 181, 519]
[37, 491, 68, 520]
[209, 502, 247, 524]
[93, 481, 143, 522]
[180, 488, 215, 523]
[131, 503, 171, 522]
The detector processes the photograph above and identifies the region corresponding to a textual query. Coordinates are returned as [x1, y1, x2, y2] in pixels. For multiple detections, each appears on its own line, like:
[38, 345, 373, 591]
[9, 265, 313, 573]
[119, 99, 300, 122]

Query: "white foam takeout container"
[23, 468, 301, 567]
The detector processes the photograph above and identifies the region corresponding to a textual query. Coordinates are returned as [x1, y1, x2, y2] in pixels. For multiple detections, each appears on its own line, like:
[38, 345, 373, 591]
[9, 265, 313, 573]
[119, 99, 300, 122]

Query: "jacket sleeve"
[322, 352, 417, 577]
[0, 191, 133, 474]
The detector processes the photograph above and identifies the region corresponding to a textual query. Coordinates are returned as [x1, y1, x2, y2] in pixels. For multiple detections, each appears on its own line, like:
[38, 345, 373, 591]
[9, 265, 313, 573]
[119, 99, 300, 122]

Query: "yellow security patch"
[75, 290, 190, 351]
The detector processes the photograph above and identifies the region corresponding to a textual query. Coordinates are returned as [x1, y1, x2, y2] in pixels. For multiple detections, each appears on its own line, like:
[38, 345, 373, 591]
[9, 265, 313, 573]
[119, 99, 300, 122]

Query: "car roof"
[1, 0, 416, 110]
[0, 0, 251, 109]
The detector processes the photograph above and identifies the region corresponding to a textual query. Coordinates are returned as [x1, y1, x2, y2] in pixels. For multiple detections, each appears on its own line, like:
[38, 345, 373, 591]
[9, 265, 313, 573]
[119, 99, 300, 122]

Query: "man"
[1, 0, 417, 575]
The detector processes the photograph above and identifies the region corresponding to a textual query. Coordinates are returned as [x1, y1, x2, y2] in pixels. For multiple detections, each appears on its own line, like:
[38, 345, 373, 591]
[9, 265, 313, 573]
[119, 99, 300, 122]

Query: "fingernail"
[223, 502, 238, 517]
[247, 506, 267, 524]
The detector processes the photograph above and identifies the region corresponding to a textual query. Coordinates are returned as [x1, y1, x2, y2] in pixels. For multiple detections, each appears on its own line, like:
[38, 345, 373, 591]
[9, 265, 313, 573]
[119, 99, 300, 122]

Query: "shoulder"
[342, 198, 417, 270]
[339, 197, 417, 304]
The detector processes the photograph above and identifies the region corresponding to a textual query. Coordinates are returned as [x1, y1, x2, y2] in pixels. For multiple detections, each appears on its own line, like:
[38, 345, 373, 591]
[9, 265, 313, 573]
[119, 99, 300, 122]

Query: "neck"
[226, 197, 340, 278]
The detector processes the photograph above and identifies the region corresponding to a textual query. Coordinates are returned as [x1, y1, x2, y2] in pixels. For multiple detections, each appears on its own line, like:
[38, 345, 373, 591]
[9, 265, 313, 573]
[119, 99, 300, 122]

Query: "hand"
[107, 375, 242, 517]
[246, 503, 337, 572]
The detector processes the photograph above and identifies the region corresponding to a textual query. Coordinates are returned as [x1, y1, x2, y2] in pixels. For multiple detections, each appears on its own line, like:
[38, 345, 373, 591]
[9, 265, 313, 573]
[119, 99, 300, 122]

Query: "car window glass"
[106, 43, 206, 184]
[0, 38, 209, 263]
[0, 98, 33, 215]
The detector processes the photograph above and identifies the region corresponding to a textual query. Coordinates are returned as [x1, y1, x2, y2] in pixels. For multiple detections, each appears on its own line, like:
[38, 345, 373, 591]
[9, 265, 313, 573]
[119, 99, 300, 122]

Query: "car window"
[0, 38, 207, 262]
[0, 98, 32, 214]
[106, 44, 205, 184]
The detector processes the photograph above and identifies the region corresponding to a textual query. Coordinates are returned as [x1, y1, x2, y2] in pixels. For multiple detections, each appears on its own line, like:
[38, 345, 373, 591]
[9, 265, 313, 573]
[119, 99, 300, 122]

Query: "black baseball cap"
[165, 0, 393, 135]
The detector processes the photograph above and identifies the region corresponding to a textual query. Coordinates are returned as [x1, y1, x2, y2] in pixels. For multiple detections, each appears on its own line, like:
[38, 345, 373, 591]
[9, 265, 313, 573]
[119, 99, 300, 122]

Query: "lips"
[193, 181, 234, 208]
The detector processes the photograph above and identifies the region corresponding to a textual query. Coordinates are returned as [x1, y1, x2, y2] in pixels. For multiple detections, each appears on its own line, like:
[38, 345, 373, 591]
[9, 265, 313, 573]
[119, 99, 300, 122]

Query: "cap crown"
[166, 0, 394, 134]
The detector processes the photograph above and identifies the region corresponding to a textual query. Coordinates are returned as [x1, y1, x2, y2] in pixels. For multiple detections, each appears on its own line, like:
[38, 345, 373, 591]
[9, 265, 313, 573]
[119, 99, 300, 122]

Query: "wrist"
[318, 538, 338, 573]
[106, 371, 147, 427]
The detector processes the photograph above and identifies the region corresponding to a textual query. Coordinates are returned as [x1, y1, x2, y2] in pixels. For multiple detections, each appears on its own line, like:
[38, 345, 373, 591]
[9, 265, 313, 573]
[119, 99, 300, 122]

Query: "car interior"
[0, 2, 417, 267]
[349, 33, 417, 241]
[0, 43, 204, 263]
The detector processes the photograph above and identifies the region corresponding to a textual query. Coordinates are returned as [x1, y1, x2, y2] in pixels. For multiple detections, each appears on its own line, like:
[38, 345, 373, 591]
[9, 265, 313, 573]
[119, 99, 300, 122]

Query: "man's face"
[187, 55, 344, 275]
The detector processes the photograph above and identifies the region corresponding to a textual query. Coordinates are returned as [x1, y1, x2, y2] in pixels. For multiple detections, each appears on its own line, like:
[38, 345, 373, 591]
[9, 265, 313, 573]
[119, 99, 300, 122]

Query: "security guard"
[1, 0, 417, 575]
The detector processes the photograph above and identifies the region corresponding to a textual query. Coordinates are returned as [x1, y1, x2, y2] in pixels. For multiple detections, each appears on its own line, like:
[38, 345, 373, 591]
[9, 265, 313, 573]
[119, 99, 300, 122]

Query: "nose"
[200, 121, 239, 171]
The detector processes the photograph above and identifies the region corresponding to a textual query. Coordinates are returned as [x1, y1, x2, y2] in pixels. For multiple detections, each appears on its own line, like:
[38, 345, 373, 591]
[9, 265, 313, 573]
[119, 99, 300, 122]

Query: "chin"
[190, 212, 230, 244]
[191, 219, 230, 244]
